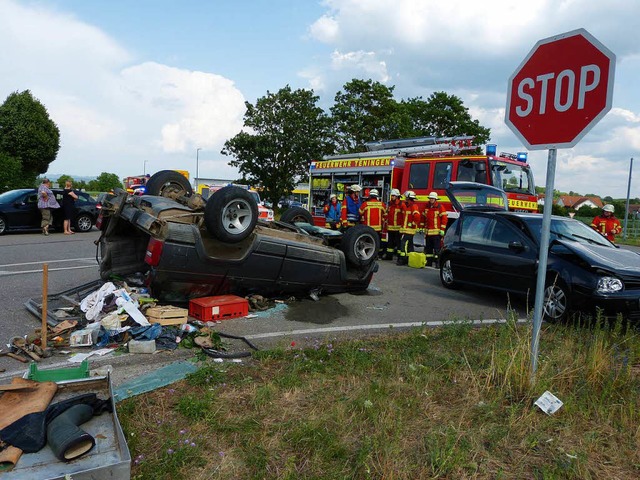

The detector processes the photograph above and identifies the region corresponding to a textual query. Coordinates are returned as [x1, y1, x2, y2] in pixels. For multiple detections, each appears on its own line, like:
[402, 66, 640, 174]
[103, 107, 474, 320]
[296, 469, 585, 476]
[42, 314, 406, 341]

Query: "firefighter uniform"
[397, 191, 420, 265]
[359, 189, 386, 256]
[384, 189, 403, 260]
[423, 192, 448, 267]
[324, 195, 342, 229]
[340, 185, 363, 228]
[591, 204, 622, 243]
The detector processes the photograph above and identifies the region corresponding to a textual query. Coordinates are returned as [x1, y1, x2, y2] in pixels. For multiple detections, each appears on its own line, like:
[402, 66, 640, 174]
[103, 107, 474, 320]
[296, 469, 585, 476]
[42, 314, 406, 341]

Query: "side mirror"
[508, 241, 525, 252]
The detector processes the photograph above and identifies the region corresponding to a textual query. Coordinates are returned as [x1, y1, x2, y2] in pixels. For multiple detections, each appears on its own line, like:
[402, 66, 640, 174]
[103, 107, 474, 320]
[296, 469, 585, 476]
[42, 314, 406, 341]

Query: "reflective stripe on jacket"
[386, 198, 403, 231]
[359, 200, 386, 232]
[400, 202, 421, 234]
[591, 215, 622, 242]
[423, 202, 448, 236]
[341, 195, 362, 225]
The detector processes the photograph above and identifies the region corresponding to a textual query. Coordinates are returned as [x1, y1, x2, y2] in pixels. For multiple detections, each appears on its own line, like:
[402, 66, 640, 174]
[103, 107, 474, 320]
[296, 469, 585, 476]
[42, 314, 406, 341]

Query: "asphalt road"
[0, 227, 533, 380]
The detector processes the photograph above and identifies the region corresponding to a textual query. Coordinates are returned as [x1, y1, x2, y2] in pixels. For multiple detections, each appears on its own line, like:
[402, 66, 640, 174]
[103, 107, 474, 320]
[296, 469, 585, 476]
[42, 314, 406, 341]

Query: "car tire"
[204, 186, 258, 243]
[0, 215, 6, 235]
[280, 207, 313, 225]
[543, 276, 570, 323]
[439, 258, 459, 289]
[340, 225, 379, 266]
[74, 213, 94, 232]
[145, 170, 193, 198]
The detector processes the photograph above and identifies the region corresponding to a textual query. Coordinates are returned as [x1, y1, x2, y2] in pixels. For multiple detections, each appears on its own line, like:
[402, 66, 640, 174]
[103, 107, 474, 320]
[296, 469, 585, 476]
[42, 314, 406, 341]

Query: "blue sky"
[1, 0, 639, 198]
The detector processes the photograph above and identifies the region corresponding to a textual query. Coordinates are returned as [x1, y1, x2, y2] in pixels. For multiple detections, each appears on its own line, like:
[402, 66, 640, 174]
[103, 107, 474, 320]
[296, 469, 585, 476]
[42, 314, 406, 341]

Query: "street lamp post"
[196, 148, 201, 191]
[143, 160, 148, 175]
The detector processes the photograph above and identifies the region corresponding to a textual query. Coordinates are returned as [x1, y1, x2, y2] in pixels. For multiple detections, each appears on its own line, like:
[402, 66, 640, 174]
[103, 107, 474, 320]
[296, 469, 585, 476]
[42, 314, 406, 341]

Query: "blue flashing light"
[486, 144, 497, 156]
[516, 152, 528, 162]
[390, 159, 395, 166]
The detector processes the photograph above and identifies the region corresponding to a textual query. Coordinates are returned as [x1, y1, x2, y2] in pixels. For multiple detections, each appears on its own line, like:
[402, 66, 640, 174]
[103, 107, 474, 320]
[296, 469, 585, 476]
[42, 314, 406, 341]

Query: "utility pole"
[624, 157, 633, 239]
[196, 148, 201, 191]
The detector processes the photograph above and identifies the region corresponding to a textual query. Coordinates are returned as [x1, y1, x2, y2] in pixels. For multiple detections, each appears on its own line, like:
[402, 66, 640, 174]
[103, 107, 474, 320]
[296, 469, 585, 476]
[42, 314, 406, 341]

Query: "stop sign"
[505, 28, 615, 150]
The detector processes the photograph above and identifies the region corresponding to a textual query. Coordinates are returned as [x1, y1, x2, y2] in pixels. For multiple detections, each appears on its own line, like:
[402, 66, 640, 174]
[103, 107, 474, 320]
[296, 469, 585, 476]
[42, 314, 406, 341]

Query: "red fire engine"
[307, 136, 537, 227]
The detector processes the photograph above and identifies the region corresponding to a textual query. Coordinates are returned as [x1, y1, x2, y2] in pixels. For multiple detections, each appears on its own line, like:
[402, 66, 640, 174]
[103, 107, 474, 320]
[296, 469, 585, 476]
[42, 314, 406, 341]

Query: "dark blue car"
[0, 188, 99, 234]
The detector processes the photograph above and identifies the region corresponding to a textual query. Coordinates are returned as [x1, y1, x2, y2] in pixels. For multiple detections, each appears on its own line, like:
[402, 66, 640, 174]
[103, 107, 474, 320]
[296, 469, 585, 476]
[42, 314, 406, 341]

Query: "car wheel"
[440, 258, 459, 289]
[340, 225, 379, 266]
[74, 213, 94, 232]
[280, 207, 313, 225]
[145, 170, 193, 198]
[0, 215, 6, 235]
[543, 277, 570, 323]
[204, 186, 258, 243]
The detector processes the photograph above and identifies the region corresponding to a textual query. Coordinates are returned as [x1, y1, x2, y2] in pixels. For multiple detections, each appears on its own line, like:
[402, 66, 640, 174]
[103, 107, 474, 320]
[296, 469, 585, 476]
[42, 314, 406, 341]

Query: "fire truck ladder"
[364, 135, 477, 157]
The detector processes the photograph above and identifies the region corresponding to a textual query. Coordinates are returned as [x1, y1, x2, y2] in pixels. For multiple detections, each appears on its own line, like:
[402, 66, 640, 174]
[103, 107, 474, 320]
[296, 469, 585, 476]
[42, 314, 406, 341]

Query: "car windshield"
[490, 160, 535, 195]
[0, 190, 29, 203]
[525, 217, 612, 247]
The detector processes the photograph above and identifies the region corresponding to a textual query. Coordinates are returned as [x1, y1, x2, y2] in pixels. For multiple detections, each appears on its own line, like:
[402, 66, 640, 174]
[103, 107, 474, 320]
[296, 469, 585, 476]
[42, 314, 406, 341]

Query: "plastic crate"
[189, 295, 249, 321]
[28, 359, 90, 382]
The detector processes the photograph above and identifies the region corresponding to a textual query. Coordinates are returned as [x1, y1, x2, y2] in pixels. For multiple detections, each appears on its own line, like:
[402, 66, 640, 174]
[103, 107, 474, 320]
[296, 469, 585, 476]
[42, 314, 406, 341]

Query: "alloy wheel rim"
[222, 199, 253, 234]
[544, 285, 567, 320]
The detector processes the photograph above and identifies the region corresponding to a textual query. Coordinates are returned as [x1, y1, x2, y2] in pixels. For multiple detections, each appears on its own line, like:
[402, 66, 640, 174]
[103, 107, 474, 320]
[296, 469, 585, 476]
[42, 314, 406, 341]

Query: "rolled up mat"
[46, 404, 95, 461]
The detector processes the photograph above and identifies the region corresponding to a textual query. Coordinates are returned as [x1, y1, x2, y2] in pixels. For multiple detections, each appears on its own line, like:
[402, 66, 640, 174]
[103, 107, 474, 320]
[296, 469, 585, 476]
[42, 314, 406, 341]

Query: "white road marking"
[0, 265, 97, 276]
[244, 318, 529, 340]
[0, 257, 95, 268]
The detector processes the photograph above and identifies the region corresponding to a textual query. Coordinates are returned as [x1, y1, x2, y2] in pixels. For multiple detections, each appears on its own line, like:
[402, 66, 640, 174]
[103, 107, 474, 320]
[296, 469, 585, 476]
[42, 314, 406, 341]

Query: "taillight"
[145, 237, 164, 266]
[96, 212, 104, 230]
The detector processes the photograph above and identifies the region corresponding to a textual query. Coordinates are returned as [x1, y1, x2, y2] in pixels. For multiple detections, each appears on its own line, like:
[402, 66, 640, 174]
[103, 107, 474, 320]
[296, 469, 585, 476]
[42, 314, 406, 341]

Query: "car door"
[11, 191, 40, 228]
[483, 216, 538, 293]
[451, 213, 494, 284]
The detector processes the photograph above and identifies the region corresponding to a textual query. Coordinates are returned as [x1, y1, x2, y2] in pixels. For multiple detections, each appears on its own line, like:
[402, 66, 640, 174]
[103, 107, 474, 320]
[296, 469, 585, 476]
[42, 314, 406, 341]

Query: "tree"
[0, 152, 22, 192]
[222, 86, 332, 206]
[56, 174, 74, 187]
[88, 172, 123, 192]
[330, 79, 402, 153]
[400, 92, 491, 146]
[0, 90, 60, 184]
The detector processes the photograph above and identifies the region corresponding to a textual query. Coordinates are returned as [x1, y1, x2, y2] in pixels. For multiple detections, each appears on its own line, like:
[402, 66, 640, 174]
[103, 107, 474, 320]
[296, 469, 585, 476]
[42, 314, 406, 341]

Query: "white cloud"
[0, 0, 246, 181]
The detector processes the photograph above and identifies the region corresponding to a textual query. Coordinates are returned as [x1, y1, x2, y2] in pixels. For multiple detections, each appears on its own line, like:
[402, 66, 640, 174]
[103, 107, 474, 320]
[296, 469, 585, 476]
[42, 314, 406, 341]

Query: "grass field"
[118, 317, 640, 479]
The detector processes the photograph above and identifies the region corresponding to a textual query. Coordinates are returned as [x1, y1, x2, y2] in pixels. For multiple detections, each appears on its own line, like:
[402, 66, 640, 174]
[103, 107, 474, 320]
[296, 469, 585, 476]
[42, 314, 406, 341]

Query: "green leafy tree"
[88, 172, 123, 192]
[0, 90, 60, 184]
[400, 92, 491, 146]
[0, 152, 23, 192]
[56, 174, 74, 187]
[330, 79, 403, 153]
[222, 85, 332, 206]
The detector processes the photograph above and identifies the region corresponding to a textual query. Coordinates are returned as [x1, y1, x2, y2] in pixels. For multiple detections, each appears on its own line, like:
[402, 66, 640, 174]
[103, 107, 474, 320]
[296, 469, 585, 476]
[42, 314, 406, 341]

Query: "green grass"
[119, 318, 640, 479]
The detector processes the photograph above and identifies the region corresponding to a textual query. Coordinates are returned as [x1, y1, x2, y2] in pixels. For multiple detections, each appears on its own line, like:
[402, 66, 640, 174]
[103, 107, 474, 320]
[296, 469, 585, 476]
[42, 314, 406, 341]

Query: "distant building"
[537, 193, 603, 210]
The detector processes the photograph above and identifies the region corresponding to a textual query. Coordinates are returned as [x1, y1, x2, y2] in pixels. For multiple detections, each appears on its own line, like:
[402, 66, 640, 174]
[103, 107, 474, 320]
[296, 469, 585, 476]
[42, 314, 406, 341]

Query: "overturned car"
[97, 171, 379, 302]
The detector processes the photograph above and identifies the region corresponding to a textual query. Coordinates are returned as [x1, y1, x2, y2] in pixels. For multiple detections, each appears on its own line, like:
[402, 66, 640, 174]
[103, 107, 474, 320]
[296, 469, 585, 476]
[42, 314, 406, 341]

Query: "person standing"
[591, 204, 622, 243]
[397, 191, 420, 265]
[62, 180, 79, 234]
[384, 189, 403, 260]
[422, 191, 448, 267]
[359, 189, 386, 254]
[37, 178, 60, 235]
[323, 193, 342, 229]
[340, 184, 363, 229]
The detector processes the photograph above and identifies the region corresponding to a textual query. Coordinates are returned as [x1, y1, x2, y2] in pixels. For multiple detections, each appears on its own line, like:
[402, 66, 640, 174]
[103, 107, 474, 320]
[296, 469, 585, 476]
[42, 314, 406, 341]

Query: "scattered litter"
[367, 305, 386, 310]
[534, 391, 563, 415]
[68, 348, 115, 363]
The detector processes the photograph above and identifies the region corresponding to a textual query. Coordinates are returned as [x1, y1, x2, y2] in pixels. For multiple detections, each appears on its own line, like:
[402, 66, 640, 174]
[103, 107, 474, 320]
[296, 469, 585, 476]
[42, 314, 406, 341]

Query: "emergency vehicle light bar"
[365, 135, 475, 152]
[500, 152, 528, 162]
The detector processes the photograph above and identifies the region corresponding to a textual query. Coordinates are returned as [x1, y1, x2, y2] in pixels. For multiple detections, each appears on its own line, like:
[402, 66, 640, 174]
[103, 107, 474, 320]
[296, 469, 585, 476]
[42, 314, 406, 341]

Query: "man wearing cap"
[423, 191, 448, 267]
[323, 193, 342, 229]
[340, 184, 363, 229]
[359, 189, 386, 254]
[397, 191, 421, 265]
[384, 189, 403, 260]
[591, 204, 622, 243]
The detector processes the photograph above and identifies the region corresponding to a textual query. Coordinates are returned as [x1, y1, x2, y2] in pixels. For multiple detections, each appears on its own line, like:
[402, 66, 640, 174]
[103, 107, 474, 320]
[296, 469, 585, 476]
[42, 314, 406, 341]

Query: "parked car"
[439, 182, 640, 322]
[0, 188, 98, 235]
[97, 170, 379, 302]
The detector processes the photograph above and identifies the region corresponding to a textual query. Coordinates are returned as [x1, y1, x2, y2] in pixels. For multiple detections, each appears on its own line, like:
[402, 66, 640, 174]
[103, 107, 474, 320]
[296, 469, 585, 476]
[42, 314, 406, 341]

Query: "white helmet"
[349, 184, 362, 193]
[369, 189, 379, 197]
[603, 204, 615, 213]
[330, 193, 337, 200]
[428, 191, 438, 200]
[390, 188, 401, 197]
[405, 190, 417, 200]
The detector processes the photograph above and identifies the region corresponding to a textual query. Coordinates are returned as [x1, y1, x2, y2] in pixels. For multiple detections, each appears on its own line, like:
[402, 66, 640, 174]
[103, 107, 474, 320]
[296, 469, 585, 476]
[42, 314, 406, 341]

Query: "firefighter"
[422, 191, 448, 267]
[340, 184, 363, 229]
[359, 188, 386, 254]
[591, 204, 622, 243]
[397, 191, 421, 265]
[323, 193, 342, 229]
[384, 188, 403, 260]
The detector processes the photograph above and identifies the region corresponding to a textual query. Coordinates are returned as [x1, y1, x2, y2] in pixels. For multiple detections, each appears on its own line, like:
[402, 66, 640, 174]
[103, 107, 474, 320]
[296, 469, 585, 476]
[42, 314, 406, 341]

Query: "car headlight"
[596, 276, 623, 293]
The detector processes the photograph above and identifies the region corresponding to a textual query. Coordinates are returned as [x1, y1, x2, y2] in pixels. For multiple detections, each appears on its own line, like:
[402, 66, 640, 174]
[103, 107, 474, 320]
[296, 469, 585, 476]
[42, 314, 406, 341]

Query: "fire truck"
[307, 136, 537, 226]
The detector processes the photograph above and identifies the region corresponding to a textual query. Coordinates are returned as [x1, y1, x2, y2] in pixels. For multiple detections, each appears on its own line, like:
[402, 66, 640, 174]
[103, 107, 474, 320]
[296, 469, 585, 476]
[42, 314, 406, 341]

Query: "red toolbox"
[189, 295, 249, 321]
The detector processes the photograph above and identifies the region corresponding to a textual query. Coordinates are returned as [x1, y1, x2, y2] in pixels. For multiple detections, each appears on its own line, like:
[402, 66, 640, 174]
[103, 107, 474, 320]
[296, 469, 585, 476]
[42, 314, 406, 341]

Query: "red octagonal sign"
[505, 28, 615, 150]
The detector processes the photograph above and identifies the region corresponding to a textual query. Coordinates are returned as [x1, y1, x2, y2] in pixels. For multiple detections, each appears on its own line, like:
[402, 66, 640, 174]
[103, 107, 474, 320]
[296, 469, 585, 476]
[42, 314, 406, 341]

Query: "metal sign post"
[530, 149, 556, 376]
